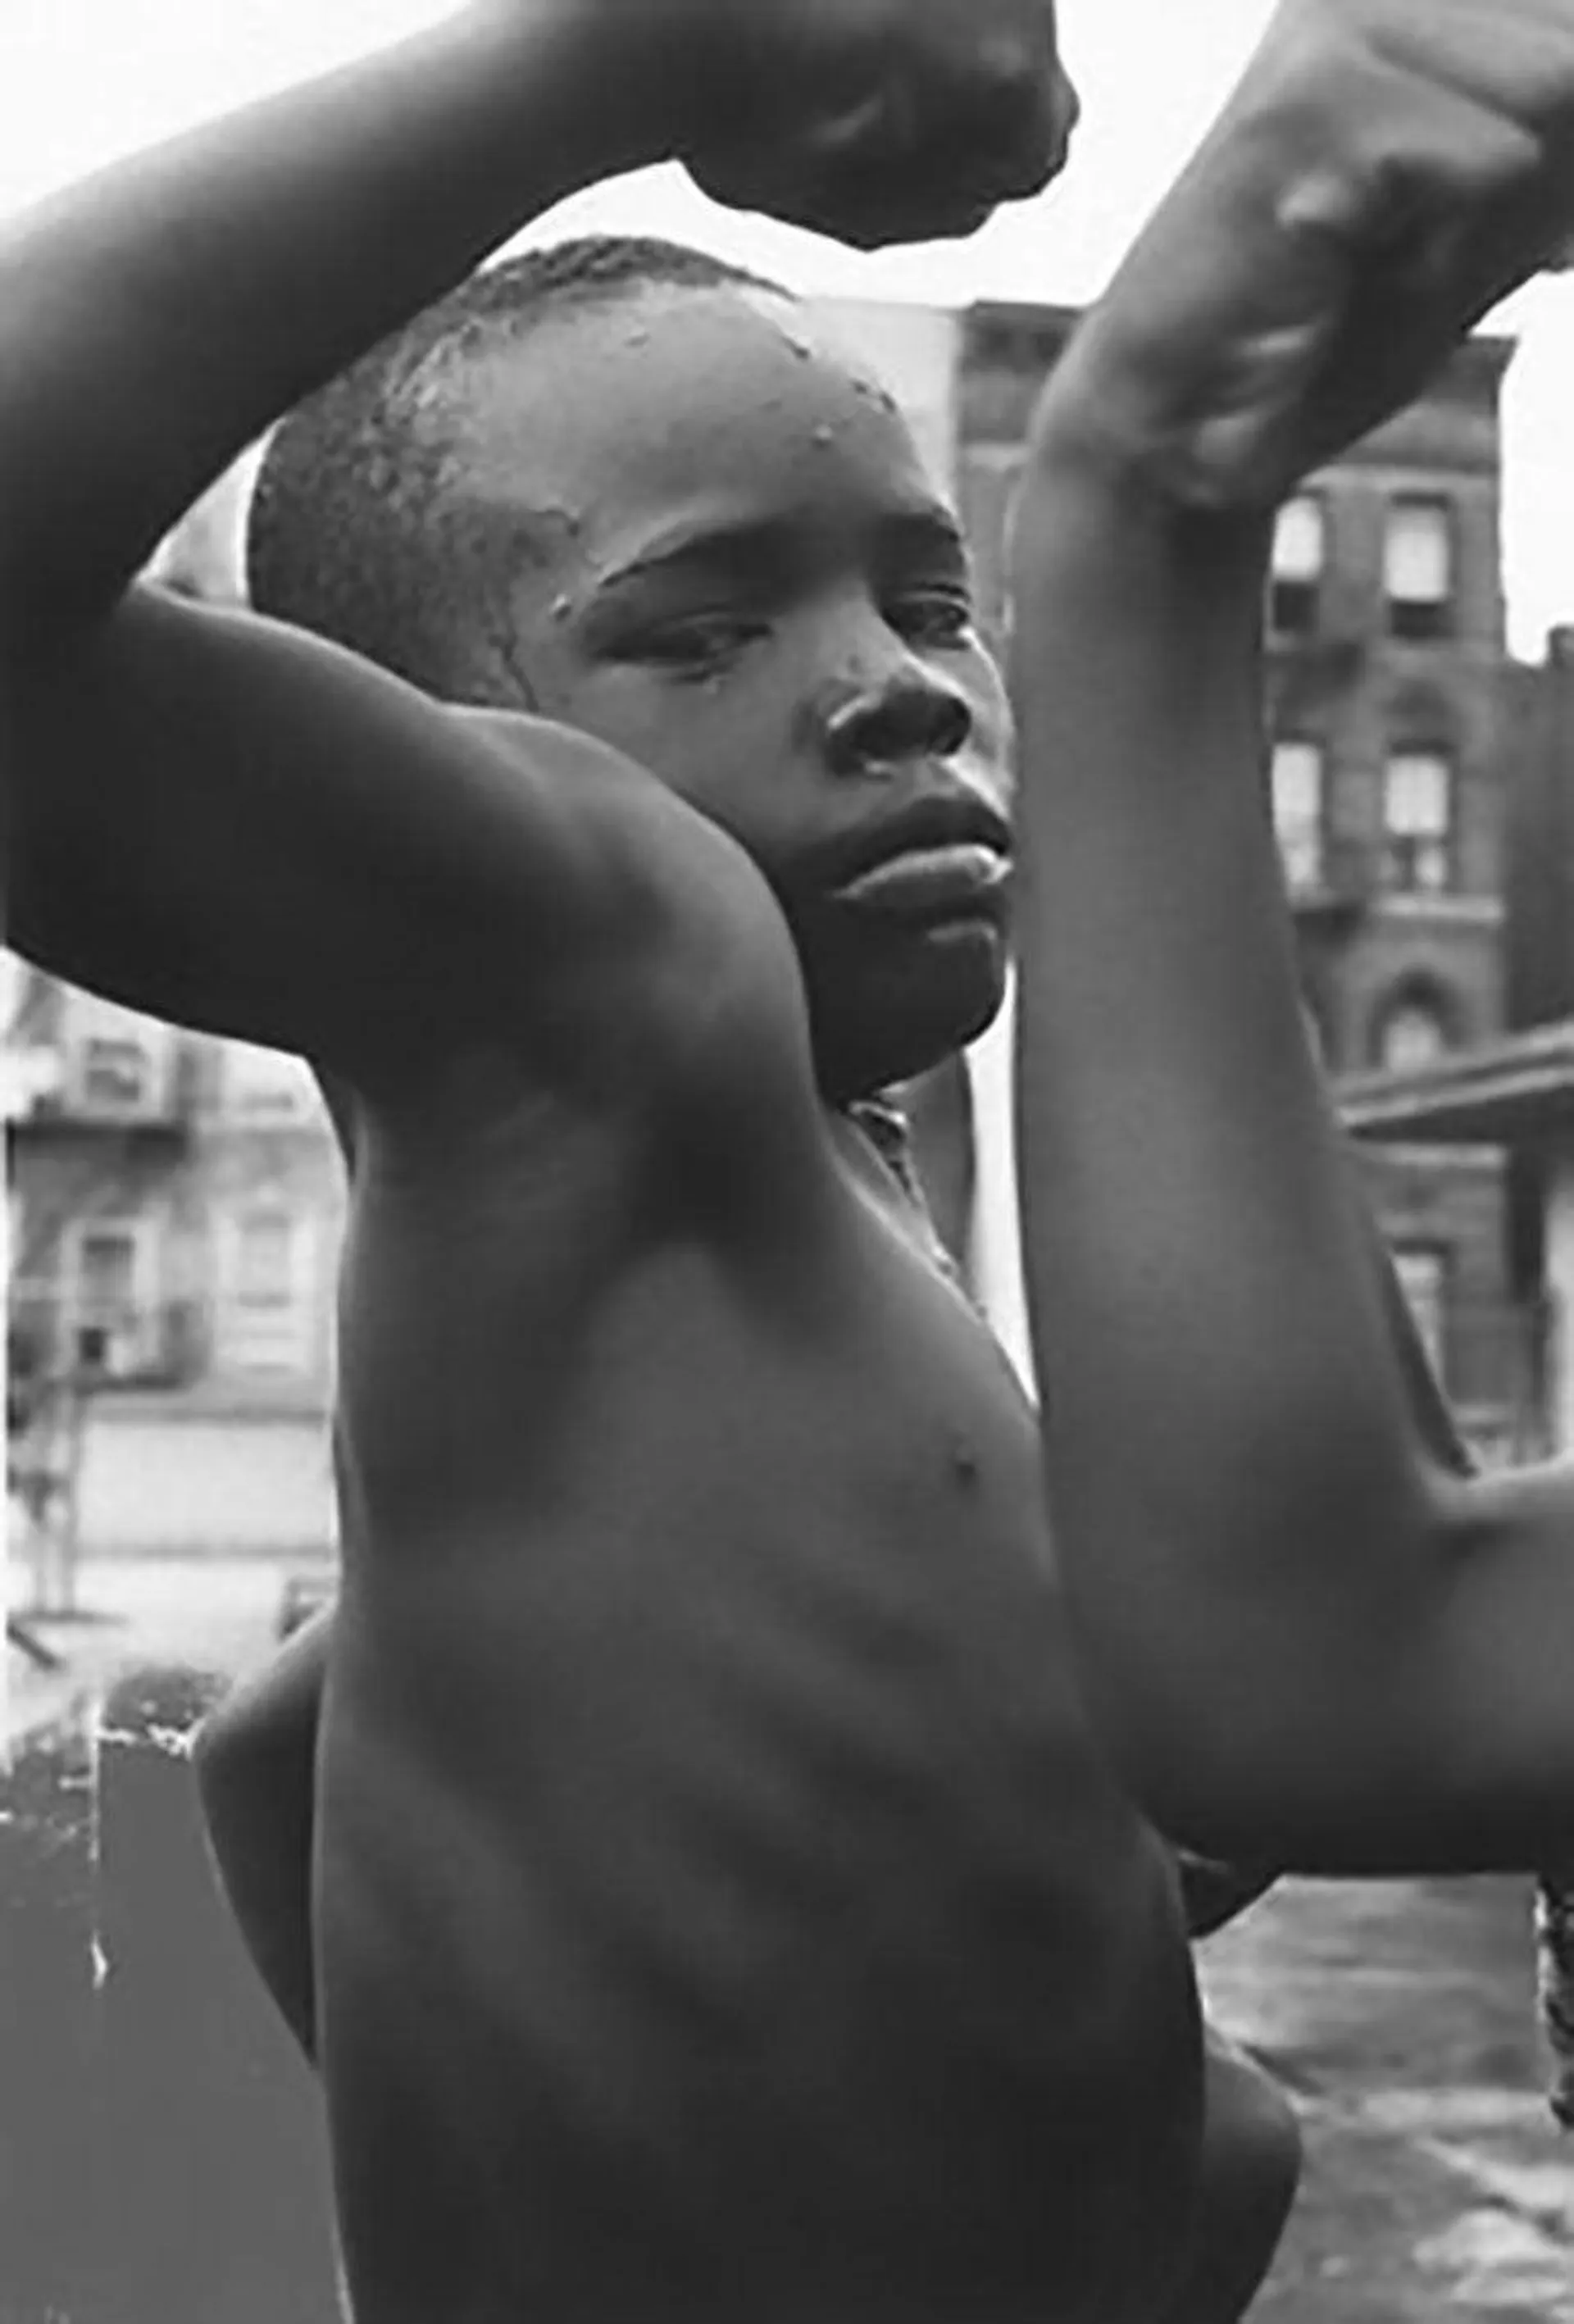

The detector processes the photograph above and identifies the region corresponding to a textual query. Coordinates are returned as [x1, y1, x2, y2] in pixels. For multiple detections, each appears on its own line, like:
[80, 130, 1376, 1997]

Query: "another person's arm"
[193, 1612, 332, 2062]
[1008, 0, 1574, 1876]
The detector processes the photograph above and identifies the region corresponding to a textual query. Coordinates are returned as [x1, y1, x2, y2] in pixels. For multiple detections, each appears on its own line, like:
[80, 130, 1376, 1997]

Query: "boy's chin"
[816, 930, 1009, 1103]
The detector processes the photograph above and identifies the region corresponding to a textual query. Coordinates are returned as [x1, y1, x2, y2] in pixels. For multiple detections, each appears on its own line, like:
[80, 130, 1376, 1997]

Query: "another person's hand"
[621, 0, 1076, 248]
[1038, 0, 1574, 506]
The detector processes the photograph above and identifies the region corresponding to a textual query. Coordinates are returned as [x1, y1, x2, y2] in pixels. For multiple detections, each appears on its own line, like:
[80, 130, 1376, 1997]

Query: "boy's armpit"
[1176, 1850, 1281, 1943]
[6, 584, 723, 1100]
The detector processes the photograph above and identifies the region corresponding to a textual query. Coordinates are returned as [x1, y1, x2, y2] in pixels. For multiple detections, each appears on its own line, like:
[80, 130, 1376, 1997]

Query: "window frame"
[1384, 494, 1455, 642]
[1270, 735, 1330, 894]
[1381, 747, 1456, 895]
[1267, 492, 1326, 637]
[62, 1212, 161, 1378]
[216, 1200, 317, 1376]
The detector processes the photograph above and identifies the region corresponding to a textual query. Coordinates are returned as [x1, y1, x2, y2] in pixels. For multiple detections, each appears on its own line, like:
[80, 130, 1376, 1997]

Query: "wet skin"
[287, 293, 1206, 2323]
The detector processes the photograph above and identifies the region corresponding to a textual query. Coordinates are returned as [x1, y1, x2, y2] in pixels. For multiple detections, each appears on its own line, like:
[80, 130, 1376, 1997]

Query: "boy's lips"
[833, 841, 1012, 921]
[824, 785, 1015, 924]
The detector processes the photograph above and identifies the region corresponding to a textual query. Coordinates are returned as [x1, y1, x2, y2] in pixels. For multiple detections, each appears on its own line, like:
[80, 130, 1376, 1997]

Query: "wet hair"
[247, 237, 787, 702]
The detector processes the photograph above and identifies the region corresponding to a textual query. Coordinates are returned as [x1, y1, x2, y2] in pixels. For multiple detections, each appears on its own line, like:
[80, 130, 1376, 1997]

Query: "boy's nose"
[825, 669, 973, 775]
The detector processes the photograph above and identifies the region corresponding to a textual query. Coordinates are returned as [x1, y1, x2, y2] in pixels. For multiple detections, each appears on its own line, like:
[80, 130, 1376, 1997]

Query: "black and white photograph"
[3, 2, 1572, 2317]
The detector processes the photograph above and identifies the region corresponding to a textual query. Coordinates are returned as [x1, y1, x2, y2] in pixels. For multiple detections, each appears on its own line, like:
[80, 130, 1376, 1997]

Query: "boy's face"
[451, 286, 1015, 1102]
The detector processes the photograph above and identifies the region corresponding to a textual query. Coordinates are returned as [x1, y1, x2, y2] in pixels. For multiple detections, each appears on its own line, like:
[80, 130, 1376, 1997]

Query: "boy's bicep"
[8, 586, 644, 1081]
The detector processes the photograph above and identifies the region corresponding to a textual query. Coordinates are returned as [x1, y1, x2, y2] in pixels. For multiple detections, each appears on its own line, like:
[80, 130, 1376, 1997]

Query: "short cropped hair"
[247, 237, 786, 701]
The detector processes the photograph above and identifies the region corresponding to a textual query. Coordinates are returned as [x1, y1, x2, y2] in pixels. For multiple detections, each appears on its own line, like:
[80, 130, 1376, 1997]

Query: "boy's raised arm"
[0, 6, 657, 637]
[0, 0, 1071, 1078]
[1008, 0, 1574, 1877]
[0, 1, 687, 1080]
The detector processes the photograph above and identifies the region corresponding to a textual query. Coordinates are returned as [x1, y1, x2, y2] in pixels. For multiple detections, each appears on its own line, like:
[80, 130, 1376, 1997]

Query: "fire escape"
[6, 970, 196, 1629]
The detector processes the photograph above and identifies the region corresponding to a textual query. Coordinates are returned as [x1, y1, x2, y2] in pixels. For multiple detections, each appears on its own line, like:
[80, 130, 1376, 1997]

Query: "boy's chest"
[339, 1129, 1097, 1964]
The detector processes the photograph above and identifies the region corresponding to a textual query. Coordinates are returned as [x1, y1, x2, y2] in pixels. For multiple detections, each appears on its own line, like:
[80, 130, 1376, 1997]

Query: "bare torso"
[314, 849, 1202, 2324]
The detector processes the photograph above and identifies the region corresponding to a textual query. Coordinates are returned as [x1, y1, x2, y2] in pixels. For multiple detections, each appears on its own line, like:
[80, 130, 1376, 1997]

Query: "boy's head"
[249, 238, 1015, 1102]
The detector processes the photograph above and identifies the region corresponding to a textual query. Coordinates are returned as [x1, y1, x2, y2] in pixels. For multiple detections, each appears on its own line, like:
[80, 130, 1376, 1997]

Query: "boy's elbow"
[1102, 1673, 1372, 1874]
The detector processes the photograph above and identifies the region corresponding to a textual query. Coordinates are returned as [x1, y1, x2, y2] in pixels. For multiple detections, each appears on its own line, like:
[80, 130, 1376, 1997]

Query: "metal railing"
[7, 1288, 204, 1398]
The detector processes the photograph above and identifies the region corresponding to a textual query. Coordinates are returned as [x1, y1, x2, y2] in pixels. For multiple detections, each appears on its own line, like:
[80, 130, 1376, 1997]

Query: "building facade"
[956, 302, 1535, 1451]
[1342, 1024, 1574, 1460]
[1503, 625, 1574, 1035]
[6, 968, 343, 1569]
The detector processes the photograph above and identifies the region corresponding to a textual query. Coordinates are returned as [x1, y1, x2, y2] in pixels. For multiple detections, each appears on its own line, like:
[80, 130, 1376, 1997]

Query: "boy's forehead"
[452, 285, 944, 549]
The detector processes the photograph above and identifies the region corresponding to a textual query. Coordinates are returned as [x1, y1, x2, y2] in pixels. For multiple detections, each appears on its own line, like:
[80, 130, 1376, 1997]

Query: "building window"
[221, 1204, 313, 1372]
[1375, 990, 1453, 1071]
[77, 1035, 156, 1113]
[1385, 496, 1453, 640]
[1268, 494, 1325, 634]
[66, 1217, 157, 1377]
[1271, 739, 1328, 892]
[221, 1039, 319, 1123]
[1381, 749, 1454, 893]
[1391, 1243, 1449, 1378]
[66, 1001, 173, 1117]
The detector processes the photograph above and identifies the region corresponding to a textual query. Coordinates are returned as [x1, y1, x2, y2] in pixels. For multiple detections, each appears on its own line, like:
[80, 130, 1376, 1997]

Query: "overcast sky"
[5, 0, 1571, 655]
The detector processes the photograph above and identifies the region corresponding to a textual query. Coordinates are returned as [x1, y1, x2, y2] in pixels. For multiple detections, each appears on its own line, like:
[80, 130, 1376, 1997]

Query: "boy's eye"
[635, 617, 768, 671]
[890, 593, 976, 646]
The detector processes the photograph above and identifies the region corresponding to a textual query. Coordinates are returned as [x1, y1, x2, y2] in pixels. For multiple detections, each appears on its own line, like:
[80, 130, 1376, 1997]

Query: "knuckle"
[965, 41, 1074, 190]
[961, 34, 1044, 138]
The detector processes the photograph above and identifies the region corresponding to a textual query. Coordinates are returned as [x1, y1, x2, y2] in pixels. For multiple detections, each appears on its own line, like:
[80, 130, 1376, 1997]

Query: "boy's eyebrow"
[592, 503, 971, 598]
[881, 507, 973, 576]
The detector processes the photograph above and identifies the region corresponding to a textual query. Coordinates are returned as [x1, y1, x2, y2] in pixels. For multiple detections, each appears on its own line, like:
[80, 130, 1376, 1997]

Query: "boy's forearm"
[1008, 435, 1437, 1850]
[0, 0, 666, 635]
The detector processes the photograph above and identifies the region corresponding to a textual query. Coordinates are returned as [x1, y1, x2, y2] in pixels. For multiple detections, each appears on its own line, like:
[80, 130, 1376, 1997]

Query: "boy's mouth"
[824, 783, 1014, 925]
[833, 843, 1012, 922]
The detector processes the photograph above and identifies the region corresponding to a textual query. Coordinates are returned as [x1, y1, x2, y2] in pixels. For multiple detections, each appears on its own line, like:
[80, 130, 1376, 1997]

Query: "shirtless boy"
[1006, 0, 1574, 1881]
[2, 4, 1297, 2318]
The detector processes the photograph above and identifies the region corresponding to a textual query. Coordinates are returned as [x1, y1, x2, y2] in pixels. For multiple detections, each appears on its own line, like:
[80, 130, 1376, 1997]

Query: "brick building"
[956, 302, 1535, 1451]
[1342, 1024, 1574, 1459]
[1503, 625, 1574, 1034]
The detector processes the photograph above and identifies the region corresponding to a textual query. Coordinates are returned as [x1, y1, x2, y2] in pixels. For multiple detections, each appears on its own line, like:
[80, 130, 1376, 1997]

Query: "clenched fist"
[607, 0, 1076, 248]
[1039, 0, 1574, 506]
